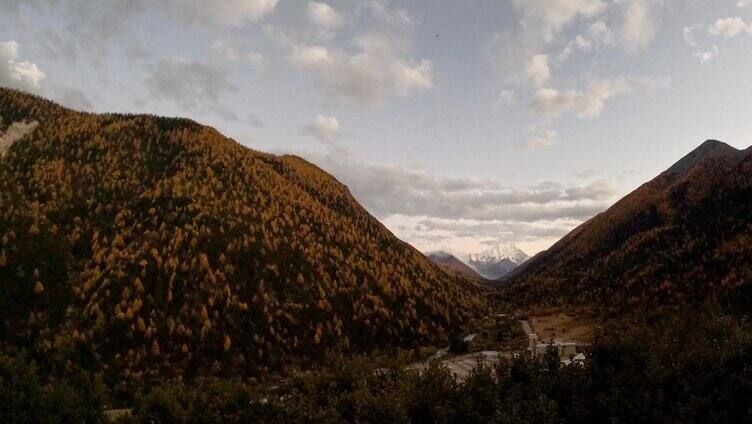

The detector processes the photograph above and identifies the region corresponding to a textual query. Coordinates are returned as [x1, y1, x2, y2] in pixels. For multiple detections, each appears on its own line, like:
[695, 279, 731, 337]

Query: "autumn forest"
[2, 86, 752, 423]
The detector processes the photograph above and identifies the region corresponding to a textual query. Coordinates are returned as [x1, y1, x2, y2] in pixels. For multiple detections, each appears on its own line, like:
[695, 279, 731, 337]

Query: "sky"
[2, 0, 752, 257]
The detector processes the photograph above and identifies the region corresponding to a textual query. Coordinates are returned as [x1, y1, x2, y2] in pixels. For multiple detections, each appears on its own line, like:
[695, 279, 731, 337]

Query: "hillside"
[0, 88, 486, 388]
[427, 251, 484, 279]
[506, 140, 752, 311]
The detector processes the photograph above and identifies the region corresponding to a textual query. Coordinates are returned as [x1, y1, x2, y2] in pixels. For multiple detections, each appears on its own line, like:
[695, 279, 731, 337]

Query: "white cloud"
[270, 141, 617, 253]
[0, 40, 45, 93]
[683, 25, 700, 47]
[708, 17, 752, 38]
[162, 0, 278, 27]
[531, 79, 631, 119]
[511, 0, 606, 39]
[211, 39, 243, 61]
[693, 46, 718, 65]
[576, 78, 632, 118]
[362, 0, 415, 30]
[494, 89, 516, 108]
[531, 88, 578, 117]
[289, 33, 433, 106]
[559, 20, 614, 62]
[411, 218, 580, 244]
[303, 149, 614, 223]
[1, 0, 278, 67]
[246, 53, 270, 72]
[738, 0, 752, 7]
[210, 39, 270, 71]
[303, 115, 341, 142]
[515, 125, 559, 151]
[307, 2, 344, 29]
[586, 20, 615, 45]
[684, 24, 720, 65]
[525, 54, 551, 87]
[619, 0, 666, 49]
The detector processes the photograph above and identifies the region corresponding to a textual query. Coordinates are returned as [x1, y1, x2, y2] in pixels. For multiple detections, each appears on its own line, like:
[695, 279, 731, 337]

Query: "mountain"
[427, 251, 483, 279]
[466, 242, 529, 280]
[0, 88, 486, 385]
[506, 140, 752, 311]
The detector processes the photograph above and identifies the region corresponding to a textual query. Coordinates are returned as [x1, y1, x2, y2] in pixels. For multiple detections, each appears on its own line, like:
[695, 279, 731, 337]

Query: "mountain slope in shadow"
[506, 140, 752, 311]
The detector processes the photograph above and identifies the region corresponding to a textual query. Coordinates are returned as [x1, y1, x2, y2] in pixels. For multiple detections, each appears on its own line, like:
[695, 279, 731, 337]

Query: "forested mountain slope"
[427, 251, 483, 279]
[0, 88, 485, 387]
[506, 140, 752, 311]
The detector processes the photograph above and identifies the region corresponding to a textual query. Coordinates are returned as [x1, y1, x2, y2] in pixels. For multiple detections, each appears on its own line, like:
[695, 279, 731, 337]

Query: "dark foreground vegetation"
[3, 306, 752, 423]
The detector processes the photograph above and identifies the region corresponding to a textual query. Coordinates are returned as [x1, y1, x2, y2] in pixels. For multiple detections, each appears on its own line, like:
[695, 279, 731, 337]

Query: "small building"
[528, 333, 582, 363]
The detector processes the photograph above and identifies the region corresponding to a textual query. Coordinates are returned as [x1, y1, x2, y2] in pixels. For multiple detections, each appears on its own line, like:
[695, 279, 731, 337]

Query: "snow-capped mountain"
[466, 242, 529, 280]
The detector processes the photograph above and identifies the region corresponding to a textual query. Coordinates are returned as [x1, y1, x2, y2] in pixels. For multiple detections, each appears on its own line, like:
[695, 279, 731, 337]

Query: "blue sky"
[2, 0, 752, 255]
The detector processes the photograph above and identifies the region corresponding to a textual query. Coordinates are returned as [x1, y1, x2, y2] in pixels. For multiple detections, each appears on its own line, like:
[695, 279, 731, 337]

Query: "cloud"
[54, 86, 93, 111]
[494, 89, 516, 108]
[575, 169, 602, 179]
[683, 24, 718, 65]
[693, 47, 718, 65]
[511, 0, 606, 39]
[5, 0, 278, 67]
[210, 39, 270, 71]
[558, 20, 614, 62]
[160, 0, 278, 27]
[144, 57, 237, 120]
[303, 115, 341, 142]
[276, 142, 617, 253]
[532, 88, 578, 117]
[412, 218, 579, 243]
[362, 0, 415, 30]
[584, 20, 615, 45]
[289, 33, 433, 106]
[246, 113, 264, 128]
[708, 17, 752, 38]
[683, 25, 700, 47]
[307, 151, 614, 223]
[515, 125, 558, 151]
[619, 0, 666, 49]
[525, 54, 551, 87]
[531, 78, 631, 118]
[0, 40, 45, 93]
[307, 2, 344, 29]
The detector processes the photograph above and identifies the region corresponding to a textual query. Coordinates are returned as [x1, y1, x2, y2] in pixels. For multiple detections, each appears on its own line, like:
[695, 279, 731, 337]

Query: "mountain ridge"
[0, 87, 486, 386]
[505, 139, 752, 310]
[426, 251, 484, 279]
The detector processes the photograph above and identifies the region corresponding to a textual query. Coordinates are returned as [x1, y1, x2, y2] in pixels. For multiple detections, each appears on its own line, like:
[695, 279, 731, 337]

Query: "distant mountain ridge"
[506, 139, 752, 311]
[466, 242, 529, 280]
[427, 251, 483, 279]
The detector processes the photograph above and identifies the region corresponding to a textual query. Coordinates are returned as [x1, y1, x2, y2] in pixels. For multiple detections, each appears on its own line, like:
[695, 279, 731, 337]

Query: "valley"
[4, 1, 752, 421]
[1, 88, 752, 423]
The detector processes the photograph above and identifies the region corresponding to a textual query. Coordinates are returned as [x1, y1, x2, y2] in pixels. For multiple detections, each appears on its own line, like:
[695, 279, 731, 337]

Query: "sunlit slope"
[0, 88, 486, 382]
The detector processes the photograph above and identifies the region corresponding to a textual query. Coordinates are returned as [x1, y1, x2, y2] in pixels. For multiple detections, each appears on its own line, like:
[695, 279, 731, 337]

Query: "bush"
[132, 377, 280, 424]
[0, 352, 105, 424]
[9, 307, 752, 423]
